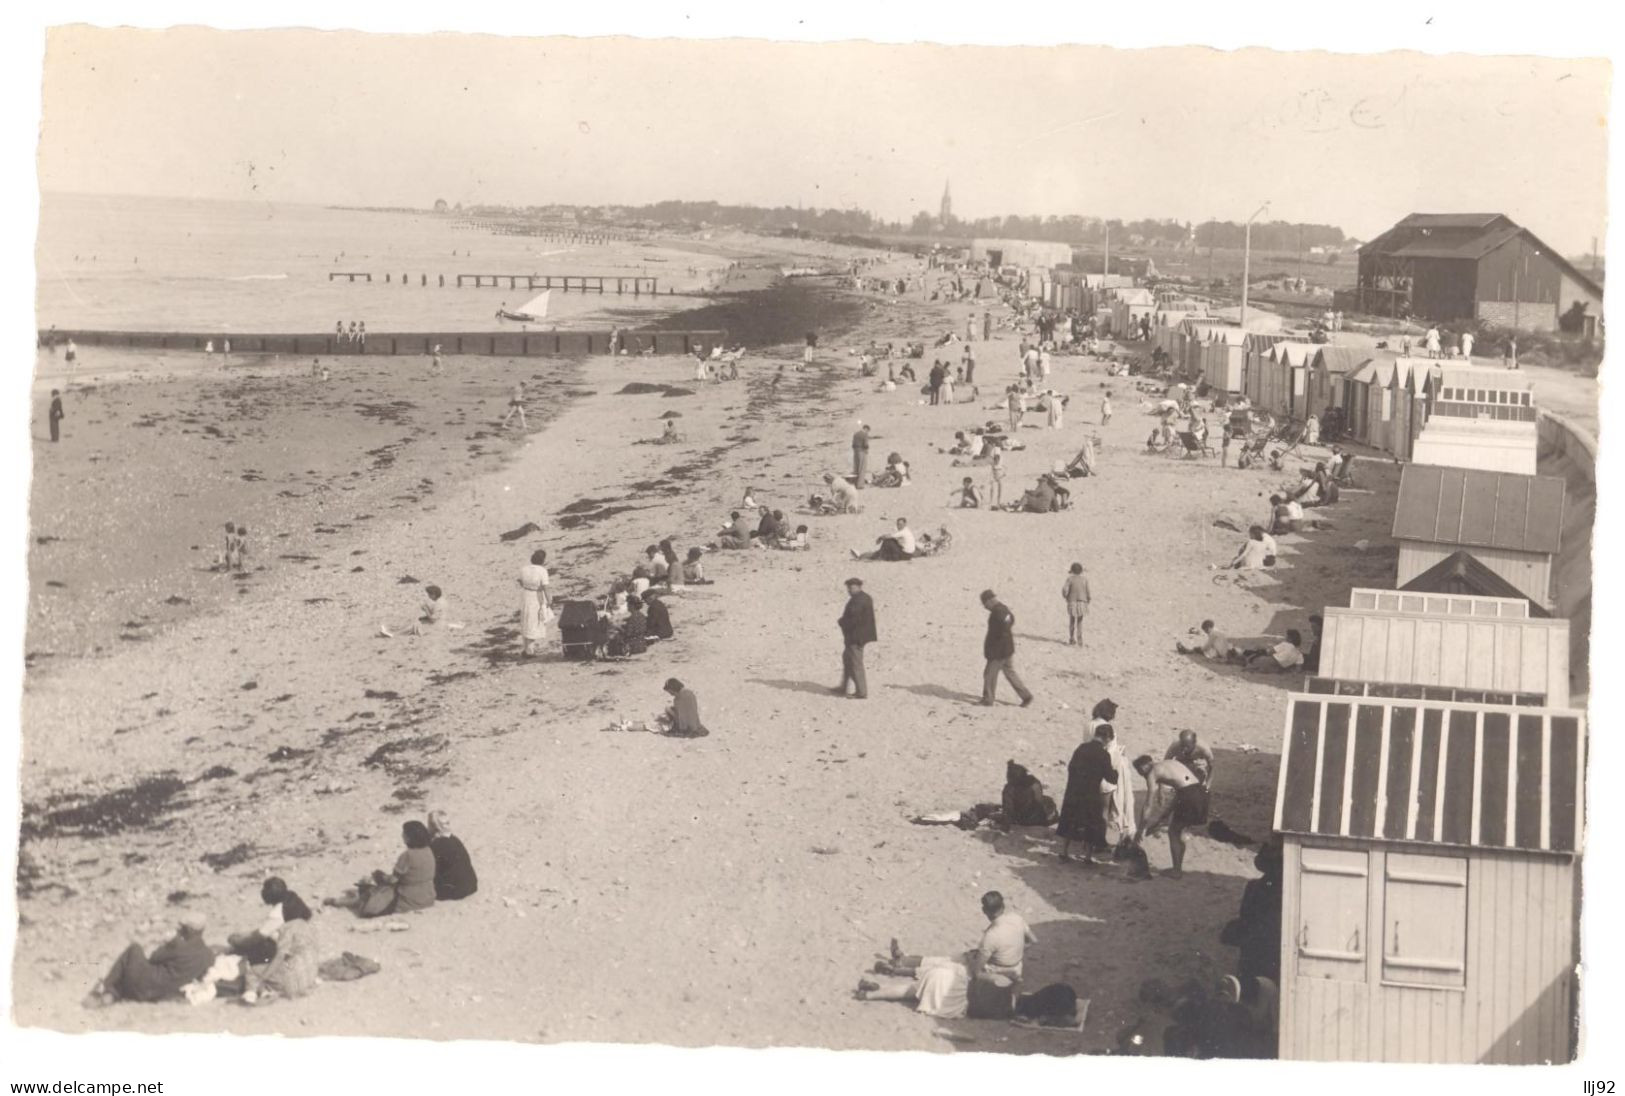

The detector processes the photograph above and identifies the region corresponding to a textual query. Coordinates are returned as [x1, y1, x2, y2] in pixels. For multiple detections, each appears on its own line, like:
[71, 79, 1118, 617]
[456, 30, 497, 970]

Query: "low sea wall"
[38, 328, 729, 359]
[1536, 409, 1597, 699]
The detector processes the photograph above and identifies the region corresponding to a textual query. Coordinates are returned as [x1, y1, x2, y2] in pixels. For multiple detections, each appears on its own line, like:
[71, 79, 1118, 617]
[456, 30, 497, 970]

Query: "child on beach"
[1061, 563, 1092, 646]
[501, 382, 527, 429]
[232, 525, 248, 571]
[989, 450, 1006, 508]
[950, 477, 982, 508]
[379, 585, 453, 638]
[219, 522, 237, 571]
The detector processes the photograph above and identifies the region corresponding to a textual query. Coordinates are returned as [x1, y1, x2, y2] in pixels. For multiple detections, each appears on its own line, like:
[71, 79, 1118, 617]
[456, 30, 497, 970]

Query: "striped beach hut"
[1307, 346, 1370, 418]
[1273, 692, 1584, 1063]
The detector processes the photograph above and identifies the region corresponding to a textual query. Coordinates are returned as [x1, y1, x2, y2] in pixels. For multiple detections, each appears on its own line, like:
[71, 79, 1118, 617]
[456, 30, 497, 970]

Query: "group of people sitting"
[1176, 617, 1322, 675]
[943, 426, 1023, 462]
[1005, 473, 1072, 513]
[88, 811, 477, 1008]
[711, 497, 812, 551]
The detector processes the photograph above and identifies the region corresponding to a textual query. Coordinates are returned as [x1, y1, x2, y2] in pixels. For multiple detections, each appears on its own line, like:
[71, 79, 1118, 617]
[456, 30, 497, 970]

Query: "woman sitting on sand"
[240, 898, 319, 1005]
[228, 877, 314, 965]
[342, 821, 438, 918]
[616, 595, 650, 656]
[644, 591, 675, 640]
[428, 810, 479, 902]
[682, 547, 713, 585]
[659, 540, 681, 587]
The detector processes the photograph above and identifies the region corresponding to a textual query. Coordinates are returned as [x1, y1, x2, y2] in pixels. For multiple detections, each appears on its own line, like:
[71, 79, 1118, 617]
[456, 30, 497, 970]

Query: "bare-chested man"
[1133, 755, 1208, 879]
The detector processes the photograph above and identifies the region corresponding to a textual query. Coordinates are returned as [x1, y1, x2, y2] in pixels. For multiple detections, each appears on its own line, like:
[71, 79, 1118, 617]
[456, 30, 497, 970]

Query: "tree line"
[441, 198, 1348, 251]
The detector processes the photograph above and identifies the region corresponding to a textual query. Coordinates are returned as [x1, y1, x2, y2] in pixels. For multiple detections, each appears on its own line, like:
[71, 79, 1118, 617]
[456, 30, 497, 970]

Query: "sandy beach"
[15, 245, 1425, 1053]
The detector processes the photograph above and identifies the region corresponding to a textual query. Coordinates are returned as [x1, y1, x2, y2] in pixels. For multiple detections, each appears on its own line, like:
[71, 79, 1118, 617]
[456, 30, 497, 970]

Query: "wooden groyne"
[38, 329, 728, 358]
[327, 272, 665, 293]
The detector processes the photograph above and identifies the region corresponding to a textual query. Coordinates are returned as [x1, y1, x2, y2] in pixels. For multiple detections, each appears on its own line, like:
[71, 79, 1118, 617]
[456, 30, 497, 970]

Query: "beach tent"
[1392, 465, 1565, 608]
[1316, 587, 1569, 706]
[1272, 691, 1583, 1064]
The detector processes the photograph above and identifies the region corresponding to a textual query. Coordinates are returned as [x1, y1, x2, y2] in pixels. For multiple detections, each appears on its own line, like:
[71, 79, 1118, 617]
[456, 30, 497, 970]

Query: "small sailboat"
[497, 289, 551, 323]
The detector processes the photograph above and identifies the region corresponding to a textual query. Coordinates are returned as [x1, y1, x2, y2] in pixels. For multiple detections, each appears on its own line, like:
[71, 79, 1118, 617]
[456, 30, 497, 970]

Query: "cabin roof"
[1392, 466, 1565, 554]
[1274, 694, 1585, 854]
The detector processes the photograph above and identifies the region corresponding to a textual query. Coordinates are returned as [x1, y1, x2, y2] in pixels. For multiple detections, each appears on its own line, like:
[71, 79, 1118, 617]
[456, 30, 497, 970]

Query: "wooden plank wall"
[1280, 838, 1576, 1063]
[1319, 609, 1569, 706]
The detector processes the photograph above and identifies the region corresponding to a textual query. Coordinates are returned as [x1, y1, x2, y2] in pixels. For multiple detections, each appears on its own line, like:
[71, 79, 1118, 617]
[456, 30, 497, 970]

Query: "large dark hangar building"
[1356, 213, 1602, 336]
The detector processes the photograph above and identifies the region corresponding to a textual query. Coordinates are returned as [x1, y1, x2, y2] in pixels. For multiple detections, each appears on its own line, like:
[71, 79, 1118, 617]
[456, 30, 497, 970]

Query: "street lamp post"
[1240, 201, 1270, 332]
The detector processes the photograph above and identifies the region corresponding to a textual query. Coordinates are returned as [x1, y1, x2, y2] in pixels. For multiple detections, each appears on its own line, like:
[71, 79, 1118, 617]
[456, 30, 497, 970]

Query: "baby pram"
[558, 600, 601, 661]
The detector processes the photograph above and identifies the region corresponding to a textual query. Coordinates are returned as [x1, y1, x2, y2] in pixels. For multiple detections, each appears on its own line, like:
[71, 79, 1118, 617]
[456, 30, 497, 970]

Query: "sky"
[35, 28, 1614, 257]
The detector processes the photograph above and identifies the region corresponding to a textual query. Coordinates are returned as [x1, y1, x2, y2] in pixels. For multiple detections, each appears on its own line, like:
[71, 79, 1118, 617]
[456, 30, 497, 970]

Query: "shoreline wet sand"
[21, 251, 1409, 1052]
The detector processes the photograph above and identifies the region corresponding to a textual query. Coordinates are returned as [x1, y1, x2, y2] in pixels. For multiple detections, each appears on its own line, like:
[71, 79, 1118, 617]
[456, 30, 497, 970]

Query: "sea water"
[34, 192, 725, 332]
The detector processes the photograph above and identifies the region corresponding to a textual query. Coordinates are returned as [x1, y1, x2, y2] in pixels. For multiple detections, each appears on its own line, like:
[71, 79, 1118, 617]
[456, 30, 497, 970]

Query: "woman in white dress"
[1093, 699, 1136, 845]
[517, 549, 551, 657]
[1047, 391, 1065, 430]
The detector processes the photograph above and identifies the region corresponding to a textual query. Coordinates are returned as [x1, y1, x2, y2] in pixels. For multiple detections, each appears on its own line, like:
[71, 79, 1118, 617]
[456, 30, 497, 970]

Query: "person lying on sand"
[855, 892, 1034, 1020]
[379, 584, 457, 637]
[85, 912, 215, 1008]
[1176, 620, 1236, 661]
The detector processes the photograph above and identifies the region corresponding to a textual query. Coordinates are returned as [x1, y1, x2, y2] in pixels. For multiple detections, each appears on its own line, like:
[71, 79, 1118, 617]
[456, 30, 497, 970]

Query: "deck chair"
[1176, 431, 1214, 459]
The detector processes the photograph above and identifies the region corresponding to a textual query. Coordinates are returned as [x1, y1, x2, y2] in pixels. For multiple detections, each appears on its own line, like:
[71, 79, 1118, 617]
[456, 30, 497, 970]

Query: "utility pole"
[1103, 221, 1111, 278]
[1240, 201, 1270, 332]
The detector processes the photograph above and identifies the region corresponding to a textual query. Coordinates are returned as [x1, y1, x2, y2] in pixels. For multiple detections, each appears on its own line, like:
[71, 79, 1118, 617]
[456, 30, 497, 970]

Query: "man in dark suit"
[48, 389, 64, 442]
[979, 589, 1033, 707]
[836, 577, 877, 700]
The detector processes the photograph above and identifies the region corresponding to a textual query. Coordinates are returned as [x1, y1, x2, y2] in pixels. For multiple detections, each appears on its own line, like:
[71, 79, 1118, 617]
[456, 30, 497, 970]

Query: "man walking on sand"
[984, 311, 992, 342]
[979, 590, 1034, 708]
[852, 423, 871, 487]
[47, 389, 65, 443]
[836, 577, 877, 700]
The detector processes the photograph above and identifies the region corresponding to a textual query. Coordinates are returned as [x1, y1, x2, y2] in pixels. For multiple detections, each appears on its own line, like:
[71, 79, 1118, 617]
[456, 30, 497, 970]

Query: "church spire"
[939, 179, 953, 227]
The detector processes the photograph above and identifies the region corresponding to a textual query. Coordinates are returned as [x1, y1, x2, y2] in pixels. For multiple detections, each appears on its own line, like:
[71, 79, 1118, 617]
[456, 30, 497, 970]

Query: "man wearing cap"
[979, 590, 1034, 708]
[837, 578, 877, 699]
[86, 911, 215, 1006]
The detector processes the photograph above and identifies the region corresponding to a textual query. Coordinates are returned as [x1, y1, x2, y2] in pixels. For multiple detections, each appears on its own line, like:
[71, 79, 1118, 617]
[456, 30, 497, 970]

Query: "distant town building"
[1357, 213, 1602, 335]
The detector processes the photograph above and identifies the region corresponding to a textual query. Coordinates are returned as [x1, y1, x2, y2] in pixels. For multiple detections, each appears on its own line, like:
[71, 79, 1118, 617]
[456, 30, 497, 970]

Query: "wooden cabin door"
[1296, 846, 1370, 980]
